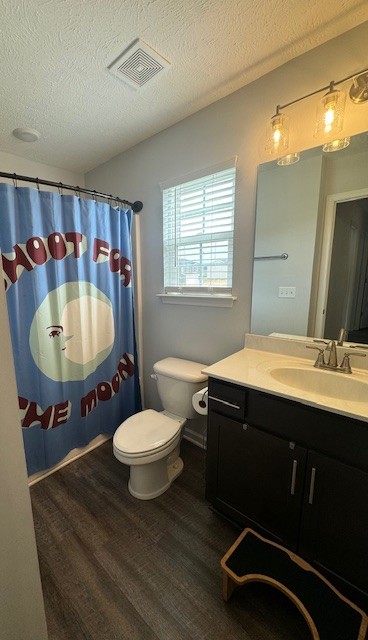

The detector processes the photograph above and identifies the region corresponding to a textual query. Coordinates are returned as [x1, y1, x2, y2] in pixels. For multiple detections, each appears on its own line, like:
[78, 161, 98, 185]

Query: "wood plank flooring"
[31, 439, 312, 640]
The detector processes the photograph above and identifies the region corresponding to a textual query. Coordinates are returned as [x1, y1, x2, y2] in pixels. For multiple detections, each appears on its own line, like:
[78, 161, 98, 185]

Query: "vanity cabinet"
[299, 452, 368, 596]
[206, 378, 368, 602]
[208, 412, 307, 547]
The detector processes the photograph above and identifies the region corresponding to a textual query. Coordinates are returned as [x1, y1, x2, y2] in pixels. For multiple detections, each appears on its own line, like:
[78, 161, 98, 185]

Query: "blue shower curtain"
[0, 183, 141, 475]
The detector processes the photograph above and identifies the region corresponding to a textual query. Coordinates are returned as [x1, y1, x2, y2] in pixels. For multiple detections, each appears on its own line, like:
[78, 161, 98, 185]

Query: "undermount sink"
[269, 366, 368, 402]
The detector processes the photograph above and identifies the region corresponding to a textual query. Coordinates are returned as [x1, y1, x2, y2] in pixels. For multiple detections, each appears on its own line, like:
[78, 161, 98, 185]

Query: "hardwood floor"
[31, 439, 312, 640]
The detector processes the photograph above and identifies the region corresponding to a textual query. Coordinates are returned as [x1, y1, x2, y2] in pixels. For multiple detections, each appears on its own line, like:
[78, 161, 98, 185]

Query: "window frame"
[159, 158, 237, 307]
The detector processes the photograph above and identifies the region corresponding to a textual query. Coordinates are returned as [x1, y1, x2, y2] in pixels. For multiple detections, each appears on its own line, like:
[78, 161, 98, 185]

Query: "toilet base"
[128, 449, 184, 500]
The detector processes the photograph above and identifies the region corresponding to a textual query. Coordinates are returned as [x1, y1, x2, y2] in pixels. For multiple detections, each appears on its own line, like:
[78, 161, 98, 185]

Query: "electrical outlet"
[278, 286, 296, 298]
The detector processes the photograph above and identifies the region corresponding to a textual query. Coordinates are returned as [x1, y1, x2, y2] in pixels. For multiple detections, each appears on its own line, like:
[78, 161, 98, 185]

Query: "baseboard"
[28, 425, 206, 486]
[28, 434, 112, 486]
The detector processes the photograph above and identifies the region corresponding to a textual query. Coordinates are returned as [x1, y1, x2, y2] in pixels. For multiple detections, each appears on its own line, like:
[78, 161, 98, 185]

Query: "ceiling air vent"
[108, 39, 170, 89]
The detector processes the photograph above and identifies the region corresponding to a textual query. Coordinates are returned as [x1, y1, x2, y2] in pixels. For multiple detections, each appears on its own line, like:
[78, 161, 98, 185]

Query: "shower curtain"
[0, 183, 141, 475]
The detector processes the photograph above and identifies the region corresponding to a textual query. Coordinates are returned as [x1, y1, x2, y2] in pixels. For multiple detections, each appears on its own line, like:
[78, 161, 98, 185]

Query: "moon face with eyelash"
[29, 282, 115, 381]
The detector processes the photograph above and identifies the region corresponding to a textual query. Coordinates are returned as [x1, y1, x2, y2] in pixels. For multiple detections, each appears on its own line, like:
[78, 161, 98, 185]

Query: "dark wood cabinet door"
[299, 451, 368, 595]
[209, 412, 307, 548]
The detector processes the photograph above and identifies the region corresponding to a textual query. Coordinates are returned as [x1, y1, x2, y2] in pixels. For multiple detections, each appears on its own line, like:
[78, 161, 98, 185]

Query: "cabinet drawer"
[208, 378, 246, 421]
[247, 389, 368, 471]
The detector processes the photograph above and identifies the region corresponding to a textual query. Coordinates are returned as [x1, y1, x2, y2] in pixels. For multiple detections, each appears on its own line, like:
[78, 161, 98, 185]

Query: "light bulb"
[322, 92, 341, 133]
[273, 127, 281, 144]
[315, 82, 346, 138]
[324, 104, 335, 133]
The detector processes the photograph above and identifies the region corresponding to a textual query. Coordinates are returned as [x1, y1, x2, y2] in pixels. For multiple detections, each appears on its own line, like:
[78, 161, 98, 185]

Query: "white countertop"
[203, 345, 368, 423]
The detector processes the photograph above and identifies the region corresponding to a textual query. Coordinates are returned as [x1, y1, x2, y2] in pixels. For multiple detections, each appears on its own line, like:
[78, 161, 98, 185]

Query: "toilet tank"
[153, 357, 208, 419]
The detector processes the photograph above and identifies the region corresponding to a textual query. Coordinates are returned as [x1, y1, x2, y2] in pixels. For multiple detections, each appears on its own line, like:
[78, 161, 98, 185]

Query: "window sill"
[157, 293, 237, 308]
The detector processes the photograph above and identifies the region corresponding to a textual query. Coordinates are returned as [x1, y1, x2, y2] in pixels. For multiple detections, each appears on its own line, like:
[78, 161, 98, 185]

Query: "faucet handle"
[306, 345, 325, 367]
[345, 351, 367, 358]
[340, 351, 366, 374]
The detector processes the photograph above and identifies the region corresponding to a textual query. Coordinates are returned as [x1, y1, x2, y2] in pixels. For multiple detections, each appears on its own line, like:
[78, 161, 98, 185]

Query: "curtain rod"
[0, 171, 143, 213]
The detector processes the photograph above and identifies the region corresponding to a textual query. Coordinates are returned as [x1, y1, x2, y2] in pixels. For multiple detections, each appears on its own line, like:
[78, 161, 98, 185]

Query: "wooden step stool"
[221, 528, 368, 640]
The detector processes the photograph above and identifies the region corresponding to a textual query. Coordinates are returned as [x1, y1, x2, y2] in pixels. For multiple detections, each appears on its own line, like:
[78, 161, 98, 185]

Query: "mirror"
[251, 131, 368, 344]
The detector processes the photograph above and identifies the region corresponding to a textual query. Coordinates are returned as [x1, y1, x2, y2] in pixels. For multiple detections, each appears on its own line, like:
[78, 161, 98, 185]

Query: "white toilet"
[113, 357, 208, 500]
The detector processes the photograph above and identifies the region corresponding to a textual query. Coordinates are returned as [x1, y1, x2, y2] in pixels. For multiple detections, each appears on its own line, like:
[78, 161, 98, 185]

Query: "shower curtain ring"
[36, 178, 40, 191]
[75, 186, 81, 199]
[58, 182, 63, 196]
[13, 173, 18, 188]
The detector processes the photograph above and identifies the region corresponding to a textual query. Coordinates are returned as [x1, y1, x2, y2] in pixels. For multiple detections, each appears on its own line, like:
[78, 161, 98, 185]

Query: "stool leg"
[223, 572, 236, 601]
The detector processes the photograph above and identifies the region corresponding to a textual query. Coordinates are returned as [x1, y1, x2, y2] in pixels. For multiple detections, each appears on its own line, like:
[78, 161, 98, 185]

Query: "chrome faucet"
[307, 342, 366, 373]
[325, 340, 337, 367]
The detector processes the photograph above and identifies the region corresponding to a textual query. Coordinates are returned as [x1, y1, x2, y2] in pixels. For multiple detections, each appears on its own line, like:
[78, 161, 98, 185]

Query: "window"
[162, 163, 236, 298]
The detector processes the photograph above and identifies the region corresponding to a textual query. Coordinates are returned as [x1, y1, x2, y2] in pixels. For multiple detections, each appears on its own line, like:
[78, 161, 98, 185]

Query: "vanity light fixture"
[264, 66, 368, 159]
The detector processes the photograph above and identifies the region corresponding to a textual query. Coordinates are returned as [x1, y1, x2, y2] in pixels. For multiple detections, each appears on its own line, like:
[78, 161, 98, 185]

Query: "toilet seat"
[113, 409, 183, 457]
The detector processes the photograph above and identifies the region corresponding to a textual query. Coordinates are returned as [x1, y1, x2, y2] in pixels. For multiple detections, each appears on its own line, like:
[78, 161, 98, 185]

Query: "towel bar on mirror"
[254, 253, 288, 261]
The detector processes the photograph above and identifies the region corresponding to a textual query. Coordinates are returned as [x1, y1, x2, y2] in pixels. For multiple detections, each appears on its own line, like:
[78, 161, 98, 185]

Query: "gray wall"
[86, 22, 368, 411]
[324, 146, 368, 195]
[252, 153, 323, 336]
[87, 93, 258, 409]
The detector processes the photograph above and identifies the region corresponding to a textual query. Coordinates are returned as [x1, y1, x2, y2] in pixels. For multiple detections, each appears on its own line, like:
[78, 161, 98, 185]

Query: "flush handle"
[290, 459, 298, 495]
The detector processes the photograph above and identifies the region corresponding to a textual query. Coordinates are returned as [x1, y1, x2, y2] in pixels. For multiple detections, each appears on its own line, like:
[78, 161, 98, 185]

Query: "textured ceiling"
[0, 0, 367, 173]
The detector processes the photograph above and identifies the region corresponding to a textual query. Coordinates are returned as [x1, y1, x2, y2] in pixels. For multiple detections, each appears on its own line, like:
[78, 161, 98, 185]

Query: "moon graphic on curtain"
[29, 281, 115, 381]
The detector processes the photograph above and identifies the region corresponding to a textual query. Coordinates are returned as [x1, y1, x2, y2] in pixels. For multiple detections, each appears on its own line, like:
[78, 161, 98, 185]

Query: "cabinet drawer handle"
[290, 459, 298, 495]
[308, 467, 316, 504]
[208, 395, 241, 410]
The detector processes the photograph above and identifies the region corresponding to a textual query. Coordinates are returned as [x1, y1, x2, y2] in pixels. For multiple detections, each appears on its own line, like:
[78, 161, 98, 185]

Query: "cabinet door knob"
[242, 424, 249, 430]
[308, 467, 316, 504]
[290, 459, 298, 495]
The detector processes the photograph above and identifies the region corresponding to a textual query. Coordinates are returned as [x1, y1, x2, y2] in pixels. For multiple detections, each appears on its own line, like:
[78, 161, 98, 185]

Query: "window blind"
[163, 166, 236, 293]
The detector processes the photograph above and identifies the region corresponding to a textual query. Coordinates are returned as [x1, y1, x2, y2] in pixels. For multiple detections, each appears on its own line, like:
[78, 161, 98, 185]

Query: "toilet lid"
[113, 409, 182, 455]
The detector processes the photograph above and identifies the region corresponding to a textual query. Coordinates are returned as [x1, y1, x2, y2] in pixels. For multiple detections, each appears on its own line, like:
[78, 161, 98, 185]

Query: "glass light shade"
[322, 137, 350, 153]
[265, 111, 289, 155]
[315, 85, 346, 137]
[277, 152, 300, 166]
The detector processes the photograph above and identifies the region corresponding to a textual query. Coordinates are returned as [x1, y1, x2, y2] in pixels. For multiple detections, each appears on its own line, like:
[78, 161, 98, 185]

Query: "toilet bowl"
[113, 357, 207, 500]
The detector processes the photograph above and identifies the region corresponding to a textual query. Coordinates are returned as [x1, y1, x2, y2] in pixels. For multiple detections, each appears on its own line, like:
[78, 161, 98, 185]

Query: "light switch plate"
[278, 286, 296, 298]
